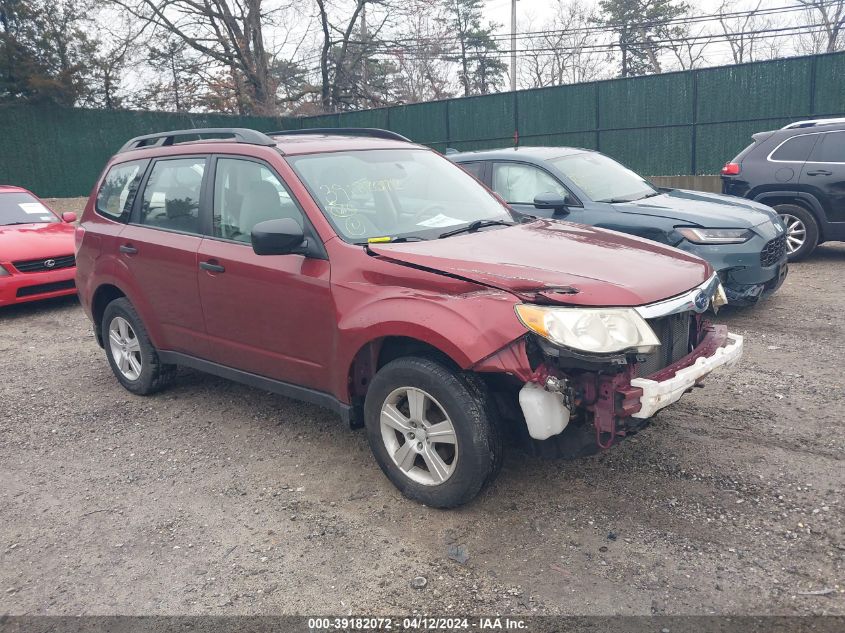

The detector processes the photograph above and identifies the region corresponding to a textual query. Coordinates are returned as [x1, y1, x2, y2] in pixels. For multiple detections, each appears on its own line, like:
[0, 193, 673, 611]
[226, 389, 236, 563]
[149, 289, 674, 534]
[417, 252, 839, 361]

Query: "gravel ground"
[1, 243, 843, 617]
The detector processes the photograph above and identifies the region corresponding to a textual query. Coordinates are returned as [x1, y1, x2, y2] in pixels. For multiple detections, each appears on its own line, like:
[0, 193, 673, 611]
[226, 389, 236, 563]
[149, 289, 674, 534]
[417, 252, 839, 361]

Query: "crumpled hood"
[613, 189, 778, 228]
[368, 220, 712, 307]
[0, 222, 76, 263]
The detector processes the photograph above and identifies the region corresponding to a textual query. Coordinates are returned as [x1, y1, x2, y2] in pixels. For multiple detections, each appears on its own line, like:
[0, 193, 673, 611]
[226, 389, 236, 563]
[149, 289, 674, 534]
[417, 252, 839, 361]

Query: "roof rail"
[118, 128, 276, 153]
[781, 117, 845, 130]
[268, 127, 412, 143]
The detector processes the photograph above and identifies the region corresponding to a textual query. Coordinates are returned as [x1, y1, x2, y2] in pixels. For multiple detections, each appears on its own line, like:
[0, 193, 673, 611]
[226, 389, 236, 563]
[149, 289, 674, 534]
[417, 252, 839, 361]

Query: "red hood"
[368, 220, 712, 306]
[0, 222, 76, 263]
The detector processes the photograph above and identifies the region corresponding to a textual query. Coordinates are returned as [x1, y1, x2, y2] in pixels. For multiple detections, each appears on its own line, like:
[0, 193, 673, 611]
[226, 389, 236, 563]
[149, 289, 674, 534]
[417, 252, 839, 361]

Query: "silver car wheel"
[379, 386, 458, 486]
[108, 316, 142, 381]
[779, 213, 806, 254]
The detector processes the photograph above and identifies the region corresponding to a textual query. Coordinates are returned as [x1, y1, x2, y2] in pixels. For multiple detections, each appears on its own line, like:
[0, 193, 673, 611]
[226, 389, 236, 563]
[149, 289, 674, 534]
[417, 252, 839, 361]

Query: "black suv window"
[138, 157, 206, 234]
[808, 131, 845, 163]
[96, 159, 148, 222]
[770, 134, 818, 162]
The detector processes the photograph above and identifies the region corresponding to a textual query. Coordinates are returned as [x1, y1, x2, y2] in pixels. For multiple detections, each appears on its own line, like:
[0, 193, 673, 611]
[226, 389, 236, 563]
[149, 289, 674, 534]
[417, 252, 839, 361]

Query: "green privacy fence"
[0, 107, 287, 198]
[2, 51, 844, 197]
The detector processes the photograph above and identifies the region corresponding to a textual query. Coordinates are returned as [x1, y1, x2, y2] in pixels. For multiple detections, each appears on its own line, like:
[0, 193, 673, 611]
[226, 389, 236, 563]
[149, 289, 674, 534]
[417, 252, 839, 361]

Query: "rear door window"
[138, 157, 207, 234]
[96, 159, 149, 222]
[807, 131, 845, 163]
[769, 134, 819, 162]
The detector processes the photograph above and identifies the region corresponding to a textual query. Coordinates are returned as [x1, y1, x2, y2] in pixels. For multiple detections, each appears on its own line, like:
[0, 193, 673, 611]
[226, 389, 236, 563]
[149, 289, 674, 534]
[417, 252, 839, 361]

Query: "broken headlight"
[515, 305, 661, 355]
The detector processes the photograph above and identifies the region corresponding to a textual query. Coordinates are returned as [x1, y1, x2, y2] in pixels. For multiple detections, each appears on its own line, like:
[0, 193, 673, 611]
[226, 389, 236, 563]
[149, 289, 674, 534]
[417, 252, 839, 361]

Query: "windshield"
[0, 192, 59, 226]
[550, 152, 657, 203]
[287, 149, 511, 242]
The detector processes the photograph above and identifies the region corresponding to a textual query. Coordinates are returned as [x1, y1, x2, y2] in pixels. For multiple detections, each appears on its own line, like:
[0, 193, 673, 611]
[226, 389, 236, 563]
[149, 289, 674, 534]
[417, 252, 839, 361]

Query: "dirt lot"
[1, 242, 843, 617]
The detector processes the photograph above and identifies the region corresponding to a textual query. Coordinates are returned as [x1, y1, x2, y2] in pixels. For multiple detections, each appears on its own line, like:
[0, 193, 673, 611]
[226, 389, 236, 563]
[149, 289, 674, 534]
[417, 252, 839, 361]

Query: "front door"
[196, 156, 335, 392]
[120, 155, 208, 355]
[800, 130, 845, 225]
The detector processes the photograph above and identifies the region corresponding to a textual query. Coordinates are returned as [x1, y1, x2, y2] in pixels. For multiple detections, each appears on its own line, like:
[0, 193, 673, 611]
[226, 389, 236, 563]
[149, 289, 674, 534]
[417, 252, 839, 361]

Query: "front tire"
[364, 357, 502, 508]
[775, 203, 818, 261]
[101, 297, 174, 395]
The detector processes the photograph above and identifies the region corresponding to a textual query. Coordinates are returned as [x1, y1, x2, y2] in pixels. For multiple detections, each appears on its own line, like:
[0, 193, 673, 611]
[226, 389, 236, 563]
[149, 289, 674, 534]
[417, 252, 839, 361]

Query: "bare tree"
[390, 0, 454, 102]
[665, 22, 711, 70]
[520, 0, 611, 88]
[316, 0, 397, 111]
[796, 0, 845, 53]
[107, 0, 288, 115]
[715, 0, 781, 64]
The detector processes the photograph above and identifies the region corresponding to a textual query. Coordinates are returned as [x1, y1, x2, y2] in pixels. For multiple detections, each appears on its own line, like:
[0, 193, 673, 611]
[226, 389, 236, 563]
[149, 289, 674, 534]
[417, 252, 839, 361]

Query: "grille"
[760, 234, 786, 267]
[638, 312, 693, 377]
[16, 279, 76, 297]
[12, 254, 75, 273]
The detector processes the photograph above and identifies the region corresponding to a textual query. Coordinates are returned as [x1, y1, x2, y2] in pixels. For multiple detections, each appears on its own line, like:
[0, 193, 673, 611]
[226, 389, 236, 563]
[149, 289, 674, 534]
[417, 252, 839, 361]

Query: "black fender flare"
[752, 191, 829, 239]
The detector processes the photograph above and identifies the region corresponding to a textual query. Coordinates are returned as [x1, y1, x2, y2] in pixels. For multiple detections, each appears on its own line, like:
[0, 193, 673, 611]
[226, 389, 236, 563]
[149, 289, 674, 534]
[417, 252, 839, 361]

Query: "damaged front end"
[473, 274, 743, 456]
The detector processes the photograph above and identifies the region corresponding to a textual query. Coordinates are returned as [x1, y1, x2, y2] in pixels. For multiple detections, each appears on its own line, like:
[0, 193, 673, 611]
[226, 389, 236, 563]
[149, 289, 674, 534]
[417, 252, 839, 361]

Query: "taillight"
[74, 225, 85, 256]
[721, 162, 741, 176]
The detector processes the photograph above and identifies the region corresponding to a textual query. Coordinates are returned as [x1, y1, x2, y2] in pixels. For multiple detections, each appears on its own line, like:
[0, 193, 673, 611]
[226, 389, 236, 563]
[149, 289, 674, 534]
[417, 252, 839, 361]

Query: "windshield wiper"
[2, 221, 40, 226]
[438, 219, 514, 239]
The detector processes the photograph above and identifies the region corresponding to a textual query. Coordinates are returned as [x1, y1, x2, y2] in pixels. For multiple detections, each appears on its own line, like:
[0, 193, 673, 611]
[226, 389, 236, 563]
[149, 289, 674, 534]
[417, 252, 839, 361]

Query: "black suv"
[721, 118, 845, 260]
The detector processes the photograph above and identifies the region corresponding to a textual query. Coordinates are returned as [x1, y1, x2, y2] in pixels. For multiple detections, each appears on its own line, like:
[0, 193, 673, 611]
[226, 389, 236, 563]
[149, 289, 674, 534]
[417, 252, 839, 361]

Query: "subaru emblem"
[693, 291, 709, 313]
[44, 259, 56, 269]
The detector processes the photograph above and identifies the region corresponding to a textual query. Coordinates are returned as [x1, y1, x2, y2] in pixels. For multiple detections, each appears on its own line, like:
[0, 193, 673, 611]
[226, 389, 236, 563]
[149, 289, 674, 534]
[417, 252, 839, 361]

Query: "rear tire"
[775, 203, 818, 261]
[364, 357, 502, 508]
[101, 297, 174, 395]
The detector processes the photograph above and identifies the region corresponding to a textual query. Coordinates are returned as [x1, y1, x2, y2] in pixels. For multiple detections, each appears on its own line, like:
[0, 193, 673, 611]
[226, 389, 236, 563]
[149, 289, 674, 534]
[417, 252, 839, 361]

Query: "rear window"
[808, 131, 845, 163]
[0, 192, 59, 225]
[770, 134, 818, 162]
[96, 159, 149, 222]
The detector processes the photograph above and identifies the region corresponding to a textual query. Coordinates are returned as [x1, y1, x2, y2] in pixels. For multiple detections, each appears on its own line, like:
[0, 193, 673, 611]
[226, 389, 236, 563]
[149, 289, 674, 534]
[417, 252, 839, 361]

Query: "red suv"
[76, 128, 743, 507]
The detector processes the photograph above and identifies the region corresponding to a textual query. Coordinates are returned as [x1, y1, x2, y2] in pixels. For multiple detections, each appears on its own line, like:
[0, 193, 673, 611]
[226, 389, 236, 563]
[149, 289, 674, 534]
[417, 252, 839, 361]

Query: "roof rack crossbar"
[268, 127, 411, 143]
[118, 128, 276, 153]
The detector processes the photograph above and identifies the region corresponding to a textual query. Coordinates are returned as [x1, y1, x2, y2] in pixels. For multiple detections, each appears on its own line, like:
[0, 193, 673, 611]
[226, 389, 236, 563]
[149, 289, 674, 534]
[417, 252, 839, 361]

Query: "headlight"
[515, 304, 661, 354]
[0, 264, 9, 277]
[676, 227, 753, 244]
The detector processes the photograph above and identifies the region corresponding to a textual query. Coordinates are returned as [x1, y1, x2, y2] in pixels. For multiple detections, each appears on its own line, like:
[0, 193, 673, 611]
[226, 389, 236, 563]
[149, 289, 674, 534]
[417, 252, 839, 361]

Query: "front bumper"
[0, 265, 77, 306]
[631, 328, 743, 418]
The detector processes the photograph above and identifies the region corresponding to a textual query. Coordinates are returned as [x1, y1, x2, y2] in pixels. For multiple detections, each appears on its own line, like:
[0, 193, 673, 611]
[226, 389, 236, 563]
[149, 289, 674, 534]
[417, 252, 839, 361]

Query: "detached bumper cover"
[631, 329, 743, 418]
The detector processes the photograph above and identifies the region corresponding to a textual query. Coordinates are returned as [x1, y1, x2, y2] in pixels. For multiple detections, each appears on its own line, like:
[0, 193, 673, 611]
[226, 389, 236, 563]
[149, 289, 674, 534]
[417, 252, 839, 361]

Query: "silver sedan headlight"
[515, 304, 661, 354]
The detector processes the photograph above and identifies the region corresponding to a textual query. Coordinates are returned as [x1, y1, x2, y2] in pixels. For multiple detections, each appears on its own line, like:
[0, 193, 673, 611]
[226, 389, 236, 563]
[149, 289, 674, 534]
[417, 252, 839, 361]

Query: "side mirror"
[251, 218, 306, 256]
[62, 212, 77, 223]
[533, 192, 571, 213]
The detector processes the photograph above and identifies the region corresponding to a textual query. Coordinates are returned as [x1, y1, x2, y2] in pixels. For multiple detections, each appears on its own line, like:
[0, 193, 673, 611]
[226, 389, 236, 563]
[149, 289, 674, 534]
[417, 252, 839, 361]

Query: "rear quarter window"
[769, 134, 819, 162]
[96, 159, 149, 222]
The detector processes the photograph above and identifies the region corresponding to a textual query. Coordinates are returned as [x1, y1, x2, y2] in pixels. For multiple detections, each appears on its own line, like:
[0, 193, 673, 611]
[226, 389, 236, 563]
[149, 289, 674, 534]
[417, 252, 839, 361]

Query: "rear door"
[799, 130, 845, 225]
[119, 155, 208, 355]
[195, 156, 335, 392]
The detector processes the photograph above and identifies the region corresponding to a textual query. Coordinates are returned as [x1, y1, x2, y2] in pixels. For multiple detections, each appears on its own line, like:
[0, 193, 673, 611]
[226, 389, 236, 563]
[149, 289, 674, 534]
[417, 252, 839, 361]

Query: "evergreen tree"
[440, 0, 507, 96]
[598, 0, 689, 77]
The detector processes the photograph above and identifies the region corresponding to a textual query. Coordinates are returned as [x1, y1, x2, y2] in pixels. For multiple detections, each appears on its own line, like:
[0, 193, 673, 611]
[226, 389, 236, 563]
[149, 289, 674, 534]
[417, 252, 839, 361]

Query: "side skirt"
[157, 351, 356, 427]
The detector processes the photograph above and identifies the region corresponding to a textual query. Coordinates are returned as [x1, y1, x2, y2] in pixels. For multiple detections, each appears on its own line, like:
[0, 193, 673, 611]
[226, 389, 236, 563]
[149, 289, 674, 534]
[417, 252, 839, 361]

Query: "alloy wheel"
[108, 316, 142, 381]
[779, 213, 806, 254]
[379, 386, 459, 486]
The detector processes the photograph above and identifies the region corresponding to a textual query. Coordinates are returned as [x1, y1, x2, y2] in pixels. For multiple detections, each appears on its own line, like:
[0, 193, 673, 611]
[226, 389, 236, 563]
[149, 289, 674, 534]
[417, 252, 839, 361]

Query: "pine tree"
[598, 0, 689, 77]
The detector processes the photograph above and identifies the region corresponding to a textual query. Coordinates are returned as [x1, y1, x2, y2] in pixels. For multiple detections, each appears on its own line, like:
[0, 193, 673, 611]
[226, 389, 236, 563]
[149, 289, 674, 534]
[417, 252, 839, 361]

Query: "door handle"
[119, 244, 138, 254]
[199, 260, 225, 273]
[806, 169, 832, 176]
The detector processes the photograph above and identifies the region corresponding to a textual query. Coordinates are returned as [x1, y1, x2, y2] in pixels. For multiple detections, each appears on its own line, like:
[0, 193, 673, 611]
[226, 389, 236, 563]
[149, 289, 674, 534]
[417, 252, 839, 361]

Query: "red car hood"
[0, 222, 76, 262]
[368, 220, 712, 306]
